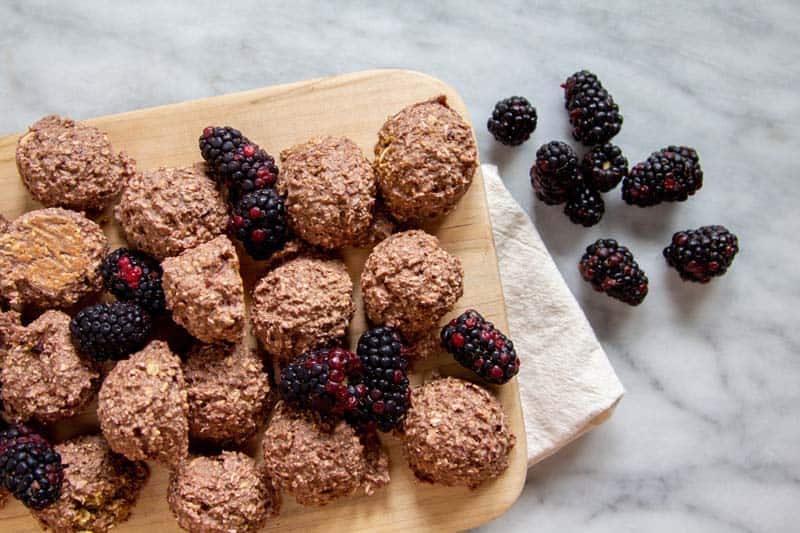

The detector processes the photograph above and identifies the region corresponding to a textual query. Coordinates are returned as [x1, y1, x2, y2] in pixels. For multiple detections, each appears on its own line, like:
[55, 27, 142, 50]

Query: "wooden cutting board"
[0, 70, 527, 532]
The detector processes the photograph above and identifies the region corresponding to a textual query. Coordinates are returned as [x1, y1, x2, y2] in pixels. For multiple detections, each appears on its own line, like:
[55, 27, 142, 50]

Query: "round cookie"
[261, 402, 389, 506]
[115, 165, 228, 260]
[31, 434, 149, 533]
[401, 377, 515, 488]
[16, 115, 135, 211]
[361, 230, 463, 340]
[1, 310, 99, 425]
[168, 452, 279, 533]
[0, 208, 108, 309]
[373, 95, 478, 224]
[183, 342, 271, 445]
[279, 136, 375, 249]
[251, 256, 355, 362]
[97, 340, 189, 467]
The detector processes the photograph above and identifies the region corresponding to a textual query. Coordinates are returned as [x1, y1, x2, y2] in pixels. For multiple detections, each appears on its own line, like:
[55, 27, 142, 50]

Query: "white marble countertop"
[2, 1, 798, 531]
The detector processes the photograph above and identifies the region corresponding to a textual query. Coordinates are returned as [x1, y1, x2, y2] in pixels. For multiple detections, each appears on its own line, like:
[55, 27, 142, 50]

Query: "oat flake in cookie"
[262, 402, 390, 506]
[0, 208, 107, 309]
[374, 95, 478, 224]
[168, 452, 279, 533]
[361, 229, 464, 341]
[401, 377, 515, 488]
[115, 165, 228, 260]
[16, 115, 135, 211]
[162, 235, 245, 344]
[31, 434, 149, 533]
[279, 136, 376, 249]
[97, 340, 189, 467]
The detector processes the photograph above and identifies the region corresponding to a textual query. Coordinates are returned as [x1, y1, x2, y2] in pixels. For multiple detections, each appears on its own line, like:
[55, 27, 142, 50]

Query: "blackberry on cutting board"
[199, 126, 248, 176]
[441, 310, 520, 384]
[622, 146, 703, 206]
[70, 302, 152, 361]
[564, 180, 604, 227]
[579, 239, 648, 306]
[100, 248, 166, 315]
[581, 143, 628, 192]
[0, 425, 64, 510]
[218, 143, 279, 198]
[664, 225, 739, 283]
[562, 70, 623, 145]
[487, 96, 538, 146]
[530, 140, 580, 205]
[229, 188, 289, 260]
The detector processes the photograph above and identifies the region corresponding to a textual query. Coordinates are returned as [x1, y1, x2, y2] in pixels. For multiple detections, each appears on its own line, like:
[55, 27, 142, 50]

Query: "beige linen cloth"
[482, 164, 624, 468]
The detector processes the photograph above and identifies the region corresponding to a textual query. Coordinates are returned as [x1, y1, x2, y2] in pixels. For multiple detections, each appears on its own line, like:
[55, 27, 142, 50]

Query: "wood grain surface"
[0, 70, 527, 532]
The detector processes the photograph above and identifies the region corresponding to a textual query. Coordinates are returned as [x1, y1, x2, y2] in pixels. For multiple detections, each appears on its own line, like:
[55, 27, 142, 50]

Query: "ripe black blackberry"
[530, 141, 580, 205]
[352, 327, 411, 432]
[0, 425, 64, 510]
[229, 188, 289, 260]
[564, 180, 605, 227]
[217, 143, 279, 199]
[562, 70, 623, 145]
[100, 248, 166, 315]
[664, 225, 739, 283]
[487, 96, 538, 146]
[579, 239, 648, 306]
[199, 126, 248, 177]
[622, 146, 703, 207]
[581, 143, 628, 192]
[70, 302, 152, 361]
[440, 310, 520, 385]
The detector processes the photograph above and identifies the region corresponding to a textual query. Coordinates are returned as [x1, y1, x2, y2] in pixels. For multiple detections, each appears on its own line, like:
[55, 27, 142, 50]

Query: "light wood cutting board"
[0, 70, 527, 532]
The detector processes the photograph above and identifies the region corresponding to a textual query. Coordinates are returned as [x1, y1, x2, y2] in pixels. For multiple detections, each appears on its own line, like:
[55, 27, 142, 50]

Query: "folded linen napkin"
[482, 164, 624, 468]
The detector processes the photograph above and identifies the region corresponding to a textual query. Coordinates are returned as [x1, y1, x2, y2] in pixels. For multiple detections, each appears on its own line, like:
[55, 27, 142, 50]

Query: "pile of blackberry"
[441, 310, 520, 384]
[70, 302, 152, 361]
[663, 225, 739, 283]
[622, 146, 703, 206]
[100, 248, 166, 315]
[562, 70, 623, 145]
[579, 239, 649, 306]
[487, 96, 538, 146]
[0, 425, 64, 510]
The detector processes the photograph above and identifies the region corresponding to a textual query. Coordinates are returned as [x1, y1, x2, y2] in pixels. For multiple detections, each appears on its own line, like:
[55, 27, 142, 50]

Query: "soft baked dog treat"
[252, 256, 355, 362]
[0, 208, 107, 309]
[31, 434, 149, 533]
[16, 115, 136, 211]
[361, 230, 463, 340]
[401, 377, 515, 488]
[97, 340, 189, 467]
[374, 95, 478, 224]
[183, 342, 271, 445]
[115, 165, 228, 260]
[168, 452, 279, 533]
[162, 235, 245, 344]
[261, 402, 389, 506]
[279, 136, 376, 249]
[1, 310, 99, 425]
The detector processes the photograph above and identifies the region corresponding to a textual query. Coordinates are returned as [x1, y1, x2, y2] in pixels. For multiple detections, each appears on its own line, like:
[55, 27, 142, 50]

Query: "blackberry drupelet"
[440, 310, 520, 385]
[199, 126, 248, 177]
[579, 239, 648, 306]
[0, 425, 64, 510]
[229, 188, 289, 260]
[530, 140, 580, 205]
[70, 302, 152, 361]
[352, 327, 411, 432]
[581, 143, 628, 192]
[663, 225, 739, 283]
[564, 180, 605, 227]
[487, 96, 538, 146]
[217, 143, 279, 199]
[100, 248, 166, 315]
[562, 70, 623, 145]
[622, 146, 703, 207]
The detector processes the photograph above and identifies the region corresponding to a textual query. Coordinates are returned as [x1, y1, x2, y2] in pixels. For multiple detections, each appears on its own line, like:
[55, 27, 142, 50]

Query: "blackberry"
[0, 425, 64, 510]
[199, 126, 248, 177]
[487, 96, 538, 146]
[279, 347, 364, 417]
[581, 143, 628, 192]
[622, 146, 703, 207]
[530, 141, 579, 205]
[579, 239, 648, 306]
[562, 70, 623, 145]
[100, 248, 166, 315]
[229, 188, 289, 260]
[217, 143, 279, 199]
[440, 310, 520, 385]
[564, 180, 604, 227]
[663, 225, 739, 283]
[70, 302, 152, 361]
[352, 327, 411, 432]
